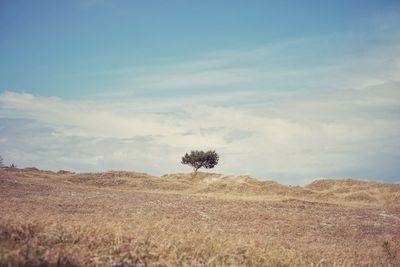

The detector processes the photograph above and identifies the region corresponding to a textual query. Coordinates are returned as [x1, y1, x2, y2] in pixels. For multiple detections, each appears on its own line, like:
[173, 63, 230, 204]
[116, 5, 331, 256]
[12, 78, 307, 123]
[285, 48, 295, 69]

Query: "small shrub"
[382, 240, 396, 261]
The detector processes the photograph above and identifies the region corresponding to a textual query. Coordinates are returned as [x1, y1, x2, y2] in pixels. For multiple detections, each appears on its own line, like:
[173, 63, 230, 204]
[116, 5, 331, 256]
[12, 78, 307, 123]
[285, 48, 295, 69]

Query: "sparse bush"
[0, 155, 4, 167]
[382, 240, 397, 262]
[181, 150, 219, 175]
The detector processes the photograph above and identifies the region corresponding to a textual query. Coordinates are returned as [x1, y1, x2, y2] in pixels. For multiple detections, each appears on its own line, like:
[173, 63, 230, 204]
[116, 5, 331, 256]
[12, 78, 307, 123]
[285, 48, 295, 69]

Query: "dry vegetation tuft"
[0, 167, 399, 266]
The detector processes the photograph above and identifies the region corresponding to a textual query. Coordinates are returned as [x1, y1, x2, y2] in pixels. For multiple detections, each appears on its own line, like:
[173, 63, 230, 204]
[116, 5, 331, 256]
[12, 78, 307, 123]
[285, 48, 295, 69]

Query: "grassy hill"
[0, 167, 399, 266]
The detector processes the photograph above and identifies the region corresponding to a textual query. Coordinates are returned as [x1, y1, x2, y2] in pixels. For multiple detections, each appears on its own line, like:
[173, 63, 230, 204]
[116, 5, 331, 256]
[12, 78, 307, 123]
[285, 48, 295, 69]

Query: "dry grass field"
[0, 167, 399, 266]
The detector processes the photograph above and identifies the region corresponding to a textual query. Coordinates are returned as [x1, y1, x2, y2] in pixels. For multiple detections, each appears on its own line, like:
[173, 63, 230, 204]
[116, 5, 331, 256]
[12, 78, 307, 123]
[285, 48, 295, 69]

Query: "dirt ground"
[0, 167, 399, 266]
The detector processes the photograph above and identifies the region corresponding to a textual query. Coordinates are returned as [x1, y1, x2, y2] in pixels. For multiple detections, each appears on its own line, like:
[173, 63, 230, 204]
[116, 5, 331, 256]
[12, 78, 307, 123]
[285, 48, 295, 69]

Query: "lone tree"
[181, 150, 219, 175]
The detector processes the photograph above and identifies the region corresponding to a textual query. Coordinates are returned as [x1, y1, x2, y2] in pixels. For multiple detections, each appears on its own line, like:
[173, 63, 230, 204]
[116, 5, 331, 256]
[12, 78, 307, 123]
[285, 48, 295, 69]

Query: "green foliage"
[181, 150, 219, 173]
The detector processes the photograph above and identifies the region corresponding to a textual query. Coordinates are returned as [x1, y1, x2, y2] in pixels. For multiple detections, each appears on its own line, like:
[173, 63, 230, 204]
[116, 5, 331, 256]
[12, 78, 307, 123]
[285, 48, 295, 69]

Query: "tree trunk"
[192, 167, 199, 178]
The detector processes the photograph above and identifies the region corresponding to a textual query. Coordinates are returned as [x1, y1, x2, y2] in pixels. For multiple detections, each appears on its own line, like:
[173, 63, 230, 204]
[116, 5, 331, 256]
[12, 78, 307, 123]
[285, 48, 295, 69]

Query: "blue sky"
[1, 0, 399, 184]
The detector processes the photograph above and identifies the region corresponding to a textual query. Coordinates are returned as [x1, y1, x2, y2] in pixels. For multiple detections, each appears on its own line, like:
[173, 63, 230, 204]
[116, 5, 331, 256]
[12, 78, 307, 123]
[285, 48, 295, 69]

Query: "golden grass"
[0, 167, 399, 266]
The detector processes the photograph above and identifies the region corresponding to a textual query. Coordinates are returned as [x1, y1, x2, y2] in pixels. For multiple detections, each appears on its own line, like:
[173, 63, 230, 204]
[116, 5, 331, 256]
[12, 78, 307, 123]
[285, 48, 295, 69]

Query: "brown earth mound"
[1, 167, 400, 266]
[305, 178, 400, 205]
[344, 191, 378, 202]
[1, 167, 399, 206]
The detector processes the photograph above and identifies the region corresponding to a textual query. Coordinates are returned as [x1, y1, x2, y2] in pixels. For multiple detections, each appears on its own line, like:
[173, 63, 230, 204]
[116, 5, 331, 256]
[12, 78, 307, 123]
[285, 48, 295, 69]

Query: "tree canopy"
[181, 150, 219, 174]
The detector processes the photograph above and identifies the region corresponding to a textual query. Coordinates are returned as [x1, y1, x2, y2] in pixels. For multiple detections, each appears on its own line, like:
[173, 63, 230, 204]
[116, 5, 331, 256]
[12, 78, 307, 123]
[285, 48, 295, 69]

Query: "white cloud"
[87, 30, 400, 101]
[1, 80, 399, 184]
[0, 91, 183, 138]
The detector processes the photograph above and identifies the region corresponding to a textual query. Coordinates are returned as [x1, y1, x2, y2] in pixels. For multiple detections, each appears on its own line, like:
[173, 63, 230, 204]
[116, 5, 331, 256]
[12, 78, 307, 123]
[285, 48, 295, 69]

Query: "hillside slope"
[0, 167, 399, 266]
[5, 167, 396, 206]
